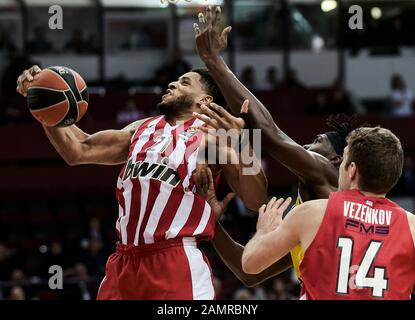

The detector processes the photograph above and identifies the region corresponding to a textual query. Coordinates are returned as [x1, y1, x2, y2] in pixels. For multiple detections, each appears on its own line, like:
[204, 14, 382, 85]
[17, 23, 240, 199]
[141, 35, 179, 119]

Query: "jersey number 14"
[336, 237, 388, 298]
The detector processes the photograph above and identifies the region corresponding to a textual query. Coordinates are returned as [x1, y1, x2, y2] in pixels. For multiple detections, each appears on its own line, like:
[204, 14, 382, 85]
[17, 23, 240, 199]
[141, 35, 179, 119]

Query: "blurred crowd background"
[0, 0, 415, 300]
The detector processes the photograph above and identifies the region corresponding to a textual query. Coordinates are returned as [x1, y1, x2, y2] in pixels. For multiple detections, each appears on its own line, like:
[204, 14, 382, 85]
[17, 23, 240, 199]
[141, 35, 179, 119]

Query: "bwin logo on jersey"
[122, 158, 181, 187]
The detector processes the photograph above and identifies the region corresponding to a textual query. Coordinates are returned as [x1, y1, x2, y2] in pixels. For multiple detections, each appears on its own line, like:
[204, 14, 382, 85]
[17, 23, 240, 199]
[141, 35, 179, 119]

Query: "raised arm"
[194, 6, 335, 185]
[17, 65, 148, 166]
[194, 100, 267, 210]
[42, 123, 139, 166]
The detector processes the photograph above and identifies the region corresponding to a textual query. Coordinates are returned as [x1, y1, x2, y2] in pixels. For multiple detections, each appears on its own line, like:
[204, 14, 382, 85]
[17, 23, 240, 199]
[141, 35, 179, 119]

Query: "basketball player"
[192, 6, 360, 286]
[16, 66, 267, 299]
[242, 127, 415, 299]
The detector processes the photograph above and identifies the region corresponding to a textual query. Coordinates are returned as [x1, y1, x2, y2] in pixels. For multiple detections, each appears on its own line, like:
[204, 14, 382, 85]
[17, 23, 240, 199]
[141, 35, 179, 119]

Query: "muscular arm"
[202, 55, 334, 185]
[212, 221, 292, 287]
[218, 144, 267, 211]
[242, 199, 326, 274]
[43, 118, 148, 166]
[15, 65, 149, 166]
[242, 203, 304, 274]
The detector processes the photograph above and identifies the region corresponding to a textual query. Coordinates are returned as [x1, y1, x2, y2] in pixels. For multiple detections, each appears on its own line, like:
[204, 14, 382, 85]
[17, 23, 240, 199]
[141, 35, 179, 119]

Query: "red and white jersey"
[115, 115, 215, 246]
[300, 189, 415, 300]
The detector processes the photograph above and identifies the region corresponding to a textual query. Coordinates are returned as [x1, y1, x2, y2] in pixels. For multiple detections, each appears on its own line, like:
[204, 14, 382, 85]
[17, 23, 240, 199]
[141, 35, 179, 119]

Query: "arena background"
[0, 0, 414, 300]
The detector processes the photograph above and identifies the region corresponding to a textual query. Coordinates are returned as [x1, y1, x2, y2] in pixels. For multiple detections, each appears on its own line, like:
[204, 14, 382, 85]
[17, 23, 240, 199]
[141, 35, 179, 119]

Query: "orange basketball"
[27, 66, 89, 127]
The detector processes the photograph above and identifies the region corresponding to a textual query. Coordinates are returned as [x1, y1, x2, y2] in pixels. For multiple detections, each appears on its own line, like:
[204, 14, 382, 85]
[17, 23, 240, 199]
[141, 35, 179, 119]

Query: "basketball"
[26, 66, 89, 127]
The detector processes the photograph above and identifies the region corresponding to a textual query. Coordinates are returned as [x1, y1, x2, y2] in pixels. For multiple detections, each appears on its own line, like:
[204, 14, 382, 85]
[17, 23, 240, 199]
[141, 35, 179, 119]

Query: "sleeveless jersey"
[115, 115, 215, 245]
[300, 189, 415, 299]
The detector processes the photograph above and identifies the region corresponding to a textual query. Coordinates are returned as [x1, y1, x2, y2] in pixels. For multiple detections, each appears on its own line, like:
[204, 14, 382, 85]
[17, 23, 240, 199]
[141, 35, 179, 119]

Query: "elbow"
[65, 159, 79, 166]
[63, 153, 81, 166]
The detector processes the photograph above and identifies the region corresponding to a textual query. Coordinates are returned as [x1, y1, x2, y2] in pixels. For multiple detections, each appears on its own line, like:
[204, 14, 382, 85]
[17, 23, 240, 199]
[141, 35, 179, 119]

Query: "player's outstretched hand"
[256, 197, 292, 235]
[16, 65, 42, 97]
[192, 99, 248, 136]
[193, 5, 232, 60]
[194, 166, 235, 221]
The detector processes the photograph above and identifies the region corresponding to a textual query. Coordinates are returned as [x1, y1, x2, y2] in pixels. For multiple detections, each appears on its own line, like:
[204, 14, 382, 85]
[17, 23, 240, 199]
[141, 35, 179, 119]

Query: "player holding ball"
[16, 64, 268, 300]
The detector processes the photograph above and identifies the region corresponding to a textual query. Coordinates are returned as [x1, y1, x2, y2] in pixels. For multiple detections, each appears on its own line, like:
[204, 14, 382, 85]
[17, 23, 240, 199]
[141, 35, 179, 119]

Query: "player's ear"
[199, 95, 213, 105]
[330, 155, 343, 167]
[349, 162, 357, 180]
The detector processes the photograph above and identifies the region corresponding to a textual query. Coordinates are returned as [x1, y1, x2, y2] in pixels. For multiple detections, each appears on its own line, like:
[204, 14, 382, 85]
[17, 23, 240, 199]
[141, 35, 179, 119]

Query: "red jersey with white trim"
[115, 115, 215, 245]
[300, 189, 415, 300]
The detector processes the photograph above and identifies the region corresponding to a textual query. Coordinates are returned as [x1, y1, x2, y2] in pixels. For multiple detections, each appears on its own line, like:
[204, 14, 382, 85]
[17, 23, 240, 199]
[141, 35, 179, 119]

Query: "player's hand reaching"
[256, 197, 292, 236]
[193, 100, 248, 165]
[192, 99, 248, 139]
[16, 65, 42, 97]
[194, 5, 232, 61]
[194, 166, 235, 221]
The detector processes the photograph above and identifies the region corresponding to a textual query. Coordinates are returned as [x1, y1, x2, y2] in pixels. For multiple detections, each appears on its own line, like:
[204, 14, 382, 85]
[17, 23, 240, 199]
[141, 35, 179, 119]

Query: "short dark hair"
[191, 68, 226, 107]
[346, 127, 404, 194]
[325, 114, 365, 156]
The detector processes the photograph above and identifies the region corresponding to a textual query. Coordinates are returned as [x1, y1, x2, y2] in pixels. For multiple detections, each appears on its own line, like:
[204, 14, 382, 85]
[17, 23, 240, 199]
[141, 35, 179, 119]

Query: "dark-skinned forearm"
[203, 55, 335, 185]
[203, 55, 281, 140]
[212, 221, 293, 287]
[238, 142, 268, 210]
[219, 145, 267, 211]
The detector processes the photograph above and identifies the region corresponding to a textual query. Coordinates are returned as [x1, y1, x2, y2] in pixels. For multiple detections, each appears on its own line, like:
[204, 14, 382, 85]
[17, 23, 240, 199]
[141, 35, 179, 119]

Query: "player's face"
[303, 134, 335, 159]
[161, 72, 210, 107]
[338, 146, 351, 190]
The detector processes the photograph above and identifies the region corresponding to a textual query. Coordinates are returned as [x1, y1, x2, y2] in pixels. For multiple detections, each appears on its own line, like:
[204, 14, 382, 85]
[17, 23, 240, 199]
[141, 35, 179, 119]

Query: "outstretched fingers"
[192, 111, 219, 129]
[212, 6, 221, 31]
[272, 197, 292, 215]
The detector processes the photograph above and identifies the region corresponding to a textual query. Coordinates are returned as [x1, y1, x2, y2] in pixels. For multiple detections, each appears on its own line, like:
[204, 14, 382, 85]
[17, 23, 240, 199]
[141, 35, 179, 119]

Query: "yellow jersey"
[290, 194, 305, 282]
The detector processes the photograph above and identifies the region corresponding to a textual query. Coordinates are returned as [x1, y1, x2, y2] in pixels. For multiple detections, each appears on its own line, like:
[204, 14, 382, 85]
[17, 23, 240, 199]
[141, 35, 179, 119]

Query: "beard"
[157, 95, 194, 120]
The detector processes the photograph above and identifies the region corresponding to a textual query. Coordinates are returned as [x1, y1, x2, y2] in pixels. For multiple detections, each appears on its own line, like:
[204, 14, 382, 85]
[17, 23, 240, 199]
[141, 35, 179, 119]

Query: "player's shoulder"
[288, 199, 328, 220]
[299, 199, 328, 212]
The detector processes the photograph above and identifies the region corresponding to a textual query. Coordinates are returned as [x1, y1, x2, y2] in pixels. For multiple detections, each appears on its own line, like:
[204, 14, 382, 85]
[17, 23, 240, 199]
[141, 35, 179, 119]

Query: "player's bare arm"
[17, 66, 148, 166]
[194, 6, 337, 188]
[194, 100, 268, 210]
[213, 222, 293, 287]
[42, 126, 133, 165]
[242, 198, 327, 274]
[195, 168, 292, 286]
[43, 116, 149, 165]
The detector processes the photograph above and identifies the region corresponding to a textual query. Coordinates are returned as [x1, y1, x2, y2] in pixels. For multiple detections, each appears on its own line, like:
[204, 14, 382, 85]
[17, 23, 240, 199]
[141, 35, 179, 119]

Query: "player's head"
[338, 127, 404, 194]
[303, 114, 361, 167]
[157, 68, 225, 119]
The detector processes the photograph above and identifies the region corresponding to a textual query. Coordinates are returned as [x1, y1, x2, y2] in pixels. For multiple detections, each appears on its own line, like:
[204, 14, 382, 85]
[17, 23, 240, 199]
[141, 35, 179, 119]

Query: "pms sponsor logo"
[345, 218, 389, 236]
[122, 158, 181, 187]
